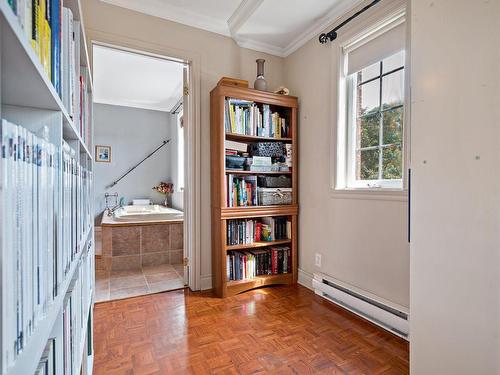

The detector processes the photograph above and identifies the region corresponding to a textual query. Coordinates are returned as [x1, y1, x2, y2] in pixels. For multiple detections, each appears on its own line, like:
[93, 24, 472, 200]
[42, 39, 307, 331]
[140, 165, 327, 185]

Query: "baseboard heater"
[312, 274, 409, 340]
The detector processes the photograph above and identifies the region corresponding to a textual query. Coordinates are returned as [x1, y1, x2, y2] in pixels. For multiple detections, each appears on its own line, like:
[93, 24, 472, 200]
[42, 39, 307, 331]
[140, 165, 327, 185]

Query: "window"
[337, 12, 406, 191]
[348, 51, 404, 188]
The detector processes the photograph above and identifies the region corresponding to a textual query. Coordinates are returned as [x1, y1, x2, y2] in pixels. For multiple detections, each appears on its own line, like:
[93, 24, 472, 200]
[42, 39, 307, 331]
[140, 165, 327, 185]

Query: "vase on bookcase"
[254, 59, 268, 91]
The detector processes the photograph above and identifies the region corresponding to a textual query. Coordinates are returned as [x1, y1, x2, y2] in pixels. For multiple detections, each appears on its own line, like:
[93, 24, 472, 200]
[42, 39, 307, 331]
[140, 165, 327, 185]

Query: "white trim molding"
[99, 0, 368, 58]
[200, 275, 213, 291]
[88, 31, 203, 292]
[298, 268, 314, 291]
[101, 0, 231, 36]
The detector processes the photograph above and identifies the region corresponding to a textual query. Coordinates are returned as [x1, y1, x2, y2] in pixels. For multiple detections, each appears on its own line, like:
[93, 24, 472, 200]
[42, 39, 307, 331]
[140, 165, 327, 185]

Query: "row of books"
[0, 119, 92, 373]
[227, 247, 292, 281]
[62, 141, 92, 279]
[227, 174, 257, 207]
[227, 217, 291, 246]
[34, 241, 92, 375]
[225, 98, 290, 138]
[7, 0, 92, 145]
[63, 244, 92, 375]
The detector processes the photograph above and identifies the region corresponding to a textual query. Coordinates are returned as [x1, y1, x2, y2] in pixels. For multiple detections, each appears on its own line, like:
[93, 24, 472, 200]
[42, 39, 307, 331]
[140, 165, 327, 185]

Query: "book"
[226, 217, 289, 246]
[0, 120, 93, 370]
[226, 247, 290, 281]
[224, 98, 289, 139]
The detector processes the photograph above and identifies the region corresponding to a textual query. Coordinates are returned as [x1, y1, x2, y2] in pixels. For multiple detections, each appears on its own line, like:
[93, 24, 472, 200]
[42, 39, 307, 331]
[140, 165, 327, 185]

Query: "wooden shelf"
[211, 79, 298, 297]
[226, 274, 293, 296]
[225, 132, 292, 143]
[220, 205, 298, 219]
[226, 239, 291, 251]
[225, 169, 292, 175]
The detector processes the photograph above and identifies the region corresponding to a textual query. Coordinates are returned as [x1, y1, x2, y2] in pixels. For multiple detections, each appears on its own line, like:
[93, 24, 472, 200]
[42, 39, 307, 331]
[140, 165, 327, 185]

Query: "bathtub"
[113, 205, 183, 222]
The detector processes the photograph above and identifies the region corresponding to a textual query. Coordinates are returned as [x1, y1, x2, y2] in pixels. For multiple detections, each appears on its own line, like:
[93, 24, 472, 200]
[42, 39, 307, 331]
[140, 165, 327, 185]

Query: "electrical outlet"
[315, 253, 322, 267]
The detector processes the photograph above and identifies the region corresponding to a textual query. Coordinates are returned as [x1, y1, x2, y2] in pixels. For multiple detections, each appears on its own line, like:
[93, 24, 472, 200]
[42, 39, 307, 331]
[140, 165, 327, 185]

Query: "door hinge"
[183, 257, 189, 266]
[183, 86, 189, 96]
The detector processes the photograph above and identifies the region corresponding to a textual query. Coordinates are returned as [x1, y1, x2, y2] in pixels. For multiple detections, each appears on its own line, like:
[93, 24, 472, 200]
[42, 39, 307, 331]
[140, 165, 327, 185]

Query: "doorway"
[91, 43, 192, 302]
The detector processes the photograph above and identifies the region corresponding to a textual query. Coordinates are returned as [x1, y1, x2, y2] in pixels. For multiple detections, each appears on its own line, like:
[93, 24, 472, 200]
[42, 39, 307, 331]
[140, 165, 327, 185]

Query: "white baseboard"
[298, 268, 314, 291]
[200, 274, 212, 290]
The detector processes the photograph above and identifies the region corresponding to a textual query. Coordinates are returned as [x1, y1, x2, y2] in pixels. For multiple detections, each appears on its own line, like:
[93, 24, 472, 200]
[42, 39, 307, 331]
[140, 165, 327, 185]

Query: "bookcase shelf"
[225, 239, 292, 251]
[225, 132, 292, 143]
[211, 79, 298, 297]
[0, 0, 95, 374]
[225, 170, 292, 175]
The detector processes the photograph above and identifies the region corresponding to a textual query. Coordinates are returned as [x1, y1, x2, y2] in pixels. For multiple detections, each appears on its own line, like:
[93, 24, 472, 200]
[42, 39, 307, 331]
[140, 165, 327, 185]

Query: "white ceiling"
[93, 45, 184, 112]
[100, 0, 363, 57]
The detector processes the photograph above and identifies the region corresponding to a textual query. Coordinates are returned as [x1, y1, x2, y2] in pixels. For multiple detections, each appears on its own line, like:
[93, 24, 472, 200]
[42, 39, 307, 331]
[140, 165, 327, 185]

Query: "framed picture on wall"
[95, 145, 111, 162]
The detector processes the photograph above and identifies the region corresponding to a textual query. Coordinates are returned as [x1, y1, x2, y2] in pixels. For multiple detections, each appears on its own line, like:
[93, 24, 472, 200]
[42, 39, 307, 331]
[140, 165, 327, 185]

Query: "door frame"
[90, 34, 202, 291]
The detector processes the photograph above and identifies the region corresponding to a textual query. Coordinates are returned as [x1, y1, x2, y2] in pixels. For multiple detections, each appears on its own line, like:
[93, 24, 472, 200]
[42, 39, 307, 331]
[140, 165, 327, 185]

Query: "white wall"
[410, 0, 500, 373]
[83, 0, 286, 286]
[94, 103, 177, 216]
[284, 0, 409, 308]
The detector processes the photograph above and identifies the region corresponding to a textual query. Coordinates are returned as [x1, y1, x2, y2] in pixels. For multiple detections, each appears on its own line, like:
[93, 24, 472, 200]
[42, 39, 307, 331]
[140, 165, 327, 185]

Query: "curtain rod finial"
[319, 31, 337, 44]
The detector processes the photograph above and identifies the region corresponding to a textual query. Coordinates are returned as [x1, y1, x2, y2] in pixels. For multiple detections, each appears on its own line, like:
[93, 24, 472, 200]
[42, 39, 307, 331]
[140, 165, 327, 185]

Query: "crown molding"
[100, 0, 369, 59]
[282, 0, 365, 57]
[234, 36, 287, 58]
[101, 0, 231, 37]
[227, 0, 264, 36]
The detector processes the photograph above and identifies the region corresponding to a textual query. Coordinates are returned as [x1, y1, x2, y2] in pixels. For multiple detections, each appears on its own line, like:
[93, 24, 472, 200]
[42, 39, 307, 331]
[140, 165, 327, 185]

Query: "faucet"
[104, 193, 123, 217]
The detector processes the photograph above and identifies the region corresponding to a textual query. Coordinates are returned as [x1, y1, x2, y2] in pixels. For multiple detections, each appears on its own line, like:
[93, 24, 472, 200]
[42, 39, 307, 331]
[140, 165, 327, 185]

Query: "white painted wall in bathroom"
[93, 103, 177, 217]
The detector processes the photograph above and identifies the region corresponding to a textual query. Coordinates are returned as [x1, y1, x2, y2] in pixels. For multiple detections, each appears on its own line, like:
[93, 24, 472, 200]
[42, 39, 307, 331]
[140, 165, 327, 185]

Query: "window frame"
[332, 6, 409, 200]
[346, 58, 405, 189]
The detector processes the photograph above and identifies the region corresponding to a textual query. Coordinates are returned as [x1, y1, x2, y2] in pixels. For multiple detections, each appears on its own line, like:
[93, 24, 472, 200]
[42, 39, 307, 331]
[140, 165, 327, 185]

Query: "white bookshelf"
[0, 0, 95, 374]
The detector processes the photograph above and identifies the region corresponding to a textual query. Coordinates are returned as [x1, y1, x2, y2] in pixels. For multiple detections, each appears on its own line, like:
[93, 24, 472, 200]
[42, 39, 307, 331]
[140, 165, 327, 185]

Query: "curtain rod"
[319, 0, 382, 44]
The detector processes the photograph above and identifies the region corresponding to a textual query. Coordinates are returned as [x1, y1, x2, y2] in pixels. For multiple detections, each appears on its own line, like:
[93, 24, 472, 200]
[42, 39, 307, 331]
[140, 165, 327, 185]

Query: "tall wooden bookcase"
[210, 79, 298, 297]
[0, 1, 95, 374]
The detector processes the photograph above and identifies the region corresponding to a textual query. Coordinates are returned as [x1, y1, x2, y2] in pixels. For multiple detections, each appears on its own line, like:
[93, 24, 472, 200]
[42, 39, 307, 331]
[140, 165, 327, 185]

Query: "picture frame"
[95, 145, 111, 162]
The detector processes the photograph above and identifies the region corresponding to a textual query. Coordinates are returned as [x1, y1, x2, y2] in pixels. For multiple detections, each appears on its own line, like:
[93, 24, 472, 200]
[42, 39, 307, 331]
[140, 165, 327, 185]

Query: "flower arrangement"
[152, 182, 174, 195]
[153, 182, 174, 206]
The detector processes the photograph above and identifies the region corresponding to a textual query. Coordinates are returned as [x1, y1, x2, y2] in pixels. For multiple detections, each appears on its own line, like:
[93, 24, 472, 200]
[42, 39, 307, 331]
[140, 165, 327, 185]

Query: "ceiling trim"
[282, 0, 365, 57]
[227, 0, 264, 36]
[101, 0, 231, 36]
[100, 0, 366, 58]
[235, 36, 287, 58]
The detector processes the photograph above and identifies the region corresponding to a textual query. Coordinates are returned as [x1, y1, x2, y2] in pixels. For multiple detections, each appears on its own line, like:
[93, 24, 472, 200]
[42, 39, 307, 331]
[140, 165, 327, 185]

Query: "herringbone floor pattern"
[93, 285, 409, 374]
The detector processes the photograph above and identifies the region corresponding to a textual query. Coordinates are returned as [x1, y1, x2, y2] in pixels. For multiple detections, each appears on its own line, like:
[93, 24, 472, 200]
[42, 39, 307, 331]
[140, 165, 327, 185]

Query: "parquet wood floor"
[93, 285, 409, 375]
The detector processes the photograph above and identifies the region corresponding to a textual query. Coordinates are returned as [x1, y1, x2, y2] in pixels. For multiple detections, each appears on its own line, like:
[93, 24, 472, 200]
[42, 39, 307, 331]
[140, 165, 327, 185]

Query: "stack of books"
[6, 0, 92, 144]
[227, 174, 257, 207]
[225, 98, 289, 138]
[226, 247, 291, 281]
[0, 119, 92, 372]
[227, 217, 290, 246]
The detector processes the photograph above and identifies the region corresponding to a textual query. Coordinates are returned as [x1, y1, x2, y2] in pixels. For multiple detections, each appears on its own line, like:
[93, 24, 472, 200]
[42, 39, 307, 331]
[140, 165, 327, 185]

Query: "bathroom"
[92, 44, 187, 302]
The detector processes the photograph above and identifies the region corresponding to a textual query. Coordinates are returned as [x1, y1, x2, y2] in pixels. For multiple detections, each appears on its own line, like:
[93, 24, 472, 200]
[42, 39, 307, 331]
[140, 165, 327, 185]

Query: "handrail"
[106, 139, 170, 189]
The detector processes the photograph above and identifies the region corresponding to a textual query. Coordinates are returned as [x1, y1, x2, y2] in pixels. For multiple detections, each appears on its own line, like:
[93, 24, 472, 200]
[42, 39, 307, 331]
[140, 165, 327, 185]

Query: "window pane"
[383, 50, 405, 74]
[382, 69, 404, 110]
[382, 144, 402, 179]
[359, 61, 380, 83]
[358, 148, 379, 180]
[383, 107, 403, 145]
[359, 113, 380, 148]
[359, 79, 380, 115]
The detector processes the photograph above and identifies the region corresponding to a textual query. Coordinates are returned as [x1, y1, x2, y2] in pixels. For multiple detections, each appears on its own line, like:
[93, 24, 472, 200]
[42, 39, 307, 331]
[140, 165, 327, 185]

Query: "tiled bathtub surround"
[95, 263, 185, 302]
[98, 222, 183, 271]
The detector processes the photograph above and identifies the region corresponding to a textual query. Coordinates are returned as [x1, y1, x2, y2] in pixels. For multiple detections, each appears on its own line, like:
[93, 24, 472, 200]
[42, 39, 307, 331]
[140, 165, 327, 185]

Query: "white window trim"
[330, 3, 409, 201]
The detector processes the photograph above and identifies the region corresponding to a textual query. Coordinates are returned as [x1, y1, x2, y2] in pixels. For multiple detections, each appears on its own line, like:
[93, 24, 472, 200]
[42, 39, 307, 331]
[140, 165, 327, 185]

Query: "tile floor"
[95, 263, 185, 302]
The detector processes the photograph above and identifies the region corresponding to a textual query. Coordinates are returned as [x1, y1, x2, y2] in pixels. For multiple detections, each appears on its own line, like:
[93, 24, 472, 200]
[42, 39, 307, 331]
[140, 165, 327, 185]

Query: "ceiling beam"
[227, 0, 264, 38]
